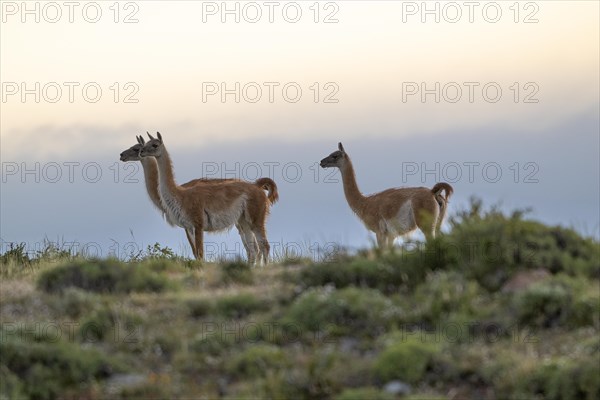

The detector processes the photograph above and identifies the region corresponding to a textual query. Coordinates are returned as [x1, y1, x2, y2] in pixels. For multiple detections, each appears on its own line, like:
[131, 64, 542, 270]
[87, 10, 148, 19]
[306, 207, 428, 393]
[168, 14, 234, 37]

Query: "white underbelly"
[204, 196, 247, 232]
[383, 201, 416, 235]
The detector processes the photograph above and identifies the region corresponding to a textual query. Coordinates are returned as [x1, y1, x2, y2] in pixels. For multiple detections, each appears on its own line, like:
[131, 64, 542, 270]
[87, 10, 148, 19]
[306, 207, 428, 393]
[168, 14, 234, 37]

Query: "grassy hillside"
[1, 201, 599, 399]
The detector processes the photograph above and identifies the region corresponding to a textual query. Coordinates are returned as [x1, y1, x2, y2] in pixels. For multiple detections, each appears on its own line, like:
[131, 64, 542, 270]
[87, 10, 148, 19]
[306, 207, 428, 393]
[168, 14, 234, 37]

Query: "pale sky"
[1, 1, 599, 259]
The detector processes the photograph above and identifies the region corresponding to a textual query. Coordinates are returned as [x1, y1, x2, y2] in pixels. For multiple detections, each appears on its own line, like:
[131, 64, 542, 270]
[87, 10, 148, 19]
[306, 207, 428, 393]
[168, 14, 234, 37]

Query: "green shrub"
[546, 228, 600, 277]
[282, 287, 401, 338]
[127, 242, 189, 263]
[1, 324, 66, 345]
[37, 259, 174, 294]
[0, 365, 25, 399]
[446, 198, 600, 290]
[227, 344, 288, 378]
[569, 294, 600, 328]
[190, 335, 231, 357]
[516, 281, 570, 327]
[215, 293, 269, 319]
[298, 240, 455, 294]
[512, 275, 597, 329]
[413, 271, 483, 325]
[0, 337, 123, 400]
[0, 240, 84, 278]
[335, 387, 394, 400]
[119, 381, 171, 399]
[403, 396, 446, 400]
[258, 348, 346, 399]
[581, 335, 600, 355]
[374, 336, 439, 384]
[515, 357, 600, 400]
[152, 335, 180, 360]
[50, 287, 97, 319]
[141, 258, 189, 273]
[35, 240, 73, 262]
[186, 298, 213, 318]
[78, 308, 142, 342]
[189, 324, 240, 357]
[221, 260, 254, 285]
[299, 257, 403, 293]
[0, 242, 31, 265]
[0, 242, 35, 278]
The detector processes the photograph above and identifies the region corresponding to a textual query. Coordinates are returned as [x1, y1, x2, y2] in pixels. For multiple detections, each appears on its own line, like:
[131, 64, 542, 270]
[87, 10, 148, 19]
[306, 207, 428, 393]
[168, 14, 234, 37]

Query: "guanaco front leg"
[193, 226, 204, 260]
[376, 232, 387, 249]
[385, 235, 395, 249]
[376, 231, 395, 250]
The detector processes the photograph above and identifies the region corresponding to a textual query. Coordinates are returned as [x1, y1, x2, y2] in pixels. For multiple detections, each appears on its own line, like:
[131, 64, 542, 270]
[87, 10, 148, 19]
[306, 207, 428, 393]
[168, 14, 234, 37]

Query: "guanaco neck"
[154, 147, 181, 196]
[340, 157, 367, 214]
[153, 147, 190, 228]
[139, 157, 163, 211]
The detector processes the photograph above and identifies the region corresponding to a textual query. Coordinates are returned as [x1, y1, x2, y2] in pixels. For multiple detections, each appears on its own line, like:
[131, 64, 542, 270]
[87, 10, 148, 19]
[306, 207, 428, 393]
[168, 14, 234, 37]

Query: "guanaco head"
[139, 132, 164, 158]
[320, 142, 347, 169]
[119, 135, 145, 161]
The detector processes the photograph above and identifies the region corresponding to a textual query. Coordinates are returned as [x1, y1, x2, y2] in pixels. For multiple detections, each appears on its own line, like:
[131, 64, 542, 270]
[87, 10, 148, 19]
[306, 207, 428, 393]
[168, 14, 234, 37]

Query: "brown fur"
[120, 136, 235, 214]
[139, 133, 277, 264]
[320, 142, 453, 247]
[255, 177, 279, 204]
[121, 137, 239, 253]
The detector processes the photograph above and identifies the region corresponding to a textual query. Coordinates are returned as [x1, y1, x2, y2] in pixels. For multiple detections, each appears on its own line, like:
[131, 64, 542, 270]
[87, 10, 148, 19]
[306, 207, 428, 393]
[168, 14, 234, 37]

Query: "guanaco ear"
[147, 131, 155, 140]
[338, 142, 345, 153]
[157, 132, 163, 143]
[136, 135, 144, 145]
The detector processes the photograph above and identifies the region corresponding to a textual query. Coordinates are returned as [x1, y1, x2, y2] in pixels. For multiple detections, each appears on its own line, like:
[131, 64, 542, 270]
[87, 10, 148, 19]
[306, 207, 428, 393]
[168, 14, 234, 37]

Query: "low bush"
[446, 198, 600, 290]
[0, 337, 123, 400]
[0, 242, 35, 278]
[413, 271, 484, 325]
[0, 242, 31, 265]
[37, 259, 174, 294]
[189, 324, 240, 357]
[282, 286, 401, 338]
[227, 344, 289, 379]
[569, 294, 600, 328]
[514, 357, 600, 400]
[0, 240, 78, 278]
[49, 287, 98, 319]
[335, 387, 395, 400]
[220, 260, 254, 285]
[119, 380, 172, 399]
[512, 274, 599, 329]
[0, 365, 25, 399]
[127, 242, 190, 263]
[258, 348, 348, 399]
[513, 275, 600, 328]
[78, 307, 142, 342]
[140, 257, 189, 273]
[298, 257, 403, 293]
[215, 293, 270, 319]
[515, 280, 571, 328]
[298, 239, 455, 294]
[374, 336, 439, 384]
[189, 336, 231, 358]
[186, 298, 213, 318]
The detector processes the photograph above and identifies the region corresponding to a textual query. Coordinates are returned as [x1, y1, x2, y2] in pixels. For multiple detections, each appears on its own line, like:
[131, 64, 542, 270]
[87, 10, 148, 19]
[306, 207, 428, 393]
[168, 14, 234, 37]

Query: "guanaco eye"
[153, 144, 158, 148]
